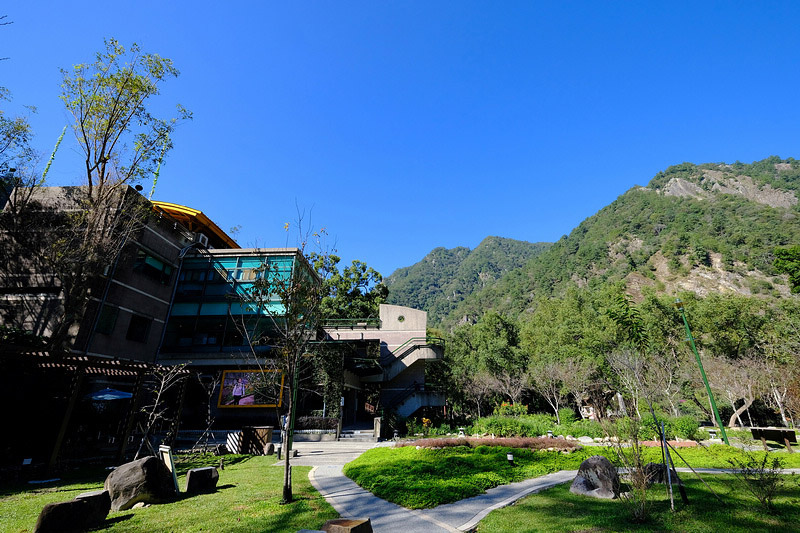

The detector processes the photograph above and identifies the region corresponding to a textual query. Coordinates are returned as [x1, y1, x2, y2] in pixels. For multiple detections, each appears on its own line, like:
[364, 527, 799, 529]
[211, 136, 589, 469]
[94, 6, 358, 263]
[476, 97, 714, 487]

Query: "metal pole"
[675, 299, 729, 445]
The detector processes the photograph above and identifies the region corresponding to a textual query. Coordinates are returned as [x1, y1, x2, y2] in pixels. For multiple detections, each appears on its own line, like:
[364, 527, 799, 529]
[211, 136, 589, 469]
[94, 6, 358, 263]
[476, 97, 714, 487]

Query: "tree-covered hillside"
[385, 236, 550, 324]
[389, 157, 800, 326]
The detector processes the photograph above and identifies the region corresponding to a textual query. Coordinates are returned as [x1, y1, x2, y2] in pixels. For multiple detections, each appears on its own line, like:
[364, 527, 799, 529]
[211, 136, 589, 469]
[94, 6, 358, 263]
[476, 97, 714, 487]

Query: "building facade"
[0, 186, 443, 468]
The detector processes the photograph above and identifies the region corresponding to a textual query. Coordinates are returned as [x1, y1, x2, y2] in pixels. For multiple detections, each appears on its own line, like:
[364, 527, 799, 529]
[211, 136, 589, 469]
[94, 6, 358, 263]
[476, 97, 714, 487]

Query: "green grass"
[343, 446, 597, 508]
[343, 444, 800, 509]
[477, 475, 800, 532]
[0, 455, 338, 533]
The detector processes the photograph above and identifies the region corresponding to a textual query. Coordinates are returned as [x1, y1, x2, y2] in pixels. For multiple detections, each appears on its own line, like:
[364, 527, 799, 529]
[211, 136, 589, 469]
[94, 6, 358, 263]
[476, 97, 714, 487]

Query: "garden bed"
[396, 436, 580, 452]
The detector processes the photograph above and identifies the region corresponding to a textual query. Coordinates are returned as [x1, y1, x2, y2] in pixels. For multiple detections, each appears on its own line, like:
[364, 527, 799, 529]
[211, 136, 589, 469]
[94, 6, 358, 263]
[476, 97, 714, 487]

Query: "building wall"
[0, 186, 193, 363]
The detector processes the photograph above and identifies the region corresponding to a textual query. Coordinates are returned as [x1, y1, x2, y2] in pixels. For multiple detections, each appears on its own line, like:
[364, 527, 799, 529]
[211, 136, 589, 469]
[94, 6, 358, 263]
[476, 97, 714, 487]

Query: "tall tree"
[60, 38, 189, 197]
[40, 39, 187, 350]
[775, 245, 800, 293]
[311, 254, 388, 320]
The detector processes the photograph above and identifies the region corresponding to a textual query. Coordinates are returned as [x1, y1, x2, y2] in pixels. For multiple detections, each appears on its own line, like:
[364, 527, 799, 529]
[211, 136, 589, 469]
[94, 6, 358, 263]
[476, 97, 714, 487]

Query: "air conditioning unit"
[194, 232, 209, 247]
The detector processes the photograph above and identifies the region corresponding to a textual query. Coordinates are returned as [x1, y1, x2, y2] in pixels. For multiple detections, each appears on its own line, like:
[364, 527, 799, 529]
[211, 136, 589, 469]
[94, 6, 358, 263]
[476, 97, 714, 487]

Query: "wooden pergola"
[1, 349, 191, 469]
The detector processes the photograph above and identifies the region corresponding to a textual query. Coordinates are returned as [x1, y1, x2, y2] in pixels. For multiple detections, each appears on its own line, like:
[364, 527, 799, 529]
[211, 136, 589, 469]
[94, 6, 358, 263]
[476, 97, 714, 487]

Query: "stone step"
[338, 431, 377, 442]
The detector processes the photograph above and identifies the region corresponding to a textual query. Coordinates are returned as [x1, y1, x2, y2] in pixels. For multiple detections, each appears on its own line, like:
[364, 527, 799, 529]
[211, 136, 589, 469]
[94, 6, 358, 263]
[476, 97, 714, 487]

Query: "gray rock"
[265, 442, 275, 455]
[185, 466, 219, 494]
[569, 455, 620, 499]
[34, 499, 90, 533]
[104, 456, 177, 511]
[75, 489, 110, 526]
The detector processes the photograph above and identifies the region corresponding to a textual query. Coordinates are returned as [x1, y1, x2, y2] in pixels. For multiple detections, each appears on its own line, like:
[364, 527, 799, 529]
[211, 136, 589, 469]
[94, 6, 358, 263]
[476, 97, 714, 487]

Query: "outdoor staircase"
[382, 385, 446, 419]
[362, 337, 445, 383]
[337, 429, 378, 442]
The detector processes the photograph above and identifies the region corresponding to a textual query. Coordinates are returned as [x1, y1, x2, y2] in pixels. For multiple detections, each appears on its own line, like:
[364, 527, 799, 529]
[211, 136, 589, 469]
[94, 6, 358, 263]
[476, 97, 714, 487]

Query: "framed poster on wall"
[218, 369, 284, 408]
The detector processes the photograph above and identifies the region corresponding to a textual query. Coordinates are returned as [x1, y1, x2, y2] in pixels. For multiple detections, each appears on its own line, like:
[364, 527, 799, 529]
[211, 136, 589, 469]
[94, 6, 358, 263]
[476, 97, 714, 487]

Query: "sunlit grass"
[477, 475, 800, 532]
[0, 455, 337, 533]
[343, 443, 800, 509]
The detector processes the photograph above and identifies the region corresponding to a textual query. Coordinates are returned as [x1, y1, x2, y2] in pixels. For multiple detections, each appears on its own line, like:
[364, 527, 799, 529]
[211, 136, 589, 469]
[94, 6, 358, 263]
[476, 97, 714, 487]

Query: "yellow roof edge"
[152, 201, 240, 249]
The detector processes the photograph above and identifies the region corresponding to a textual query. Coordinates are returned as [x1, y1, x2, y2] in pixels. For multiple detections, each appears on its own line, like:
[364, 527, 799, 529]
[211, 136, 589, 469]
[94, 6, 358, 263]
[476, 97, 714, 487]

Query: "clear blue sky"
[3, 2, 799, 277]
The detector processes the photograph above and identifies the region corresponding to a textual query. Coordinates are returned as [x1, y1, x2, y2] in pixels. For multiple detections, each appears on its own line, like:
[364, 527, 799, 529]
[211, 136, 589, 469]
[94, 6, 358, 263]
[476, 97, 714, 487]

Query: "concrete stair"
[338, 429, 378, 442]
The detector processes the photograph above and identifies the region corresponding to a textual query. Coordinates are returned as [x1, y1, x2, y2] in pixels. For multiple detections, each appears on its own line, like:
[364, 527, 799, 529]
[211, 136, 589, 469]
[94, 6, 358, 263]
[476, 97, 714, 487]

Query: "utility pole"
[675, 299, 729, 445]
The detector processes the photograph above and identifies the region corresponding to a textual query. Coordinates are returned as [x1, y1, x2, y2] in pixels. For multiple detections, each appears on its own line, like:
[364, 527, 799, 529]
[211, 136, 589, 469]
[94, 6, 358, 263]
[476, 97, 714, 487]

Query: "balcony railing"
[321, 317, 382, 329]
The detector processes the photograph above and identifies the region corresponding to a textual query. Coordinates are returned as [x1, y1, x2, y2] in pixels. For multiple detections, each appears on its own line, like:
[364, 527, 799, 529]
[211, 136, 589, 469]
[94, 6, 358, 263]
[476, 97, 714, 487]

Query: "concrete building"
[324, 304, 445, 420]
[1, 185, 443, 467]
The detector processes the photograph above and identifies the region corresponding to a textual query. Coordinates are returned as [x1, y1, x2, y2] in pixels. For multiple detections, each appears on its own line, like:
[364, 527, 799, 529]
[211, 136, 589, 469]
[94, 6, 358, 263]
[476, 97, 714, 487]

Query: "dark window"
[133, 250, 173, 285]
[126, 314, 152, 342]
[96, 305, 119, 335]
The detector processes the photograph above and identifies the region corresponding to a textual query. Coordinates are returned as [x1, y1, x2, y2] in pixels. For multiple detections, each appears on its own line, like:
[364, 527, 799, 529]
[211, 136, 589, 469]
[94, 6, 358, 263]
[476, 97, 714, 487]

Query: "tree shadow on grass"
[174, 483, 237, 501]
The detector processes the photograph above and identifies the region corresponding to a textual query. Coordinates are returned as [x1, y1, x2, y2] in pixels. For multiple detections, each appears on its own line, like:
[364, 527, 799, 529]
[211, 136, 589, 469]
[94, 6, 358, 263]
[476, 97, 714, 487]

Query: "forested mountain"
[388, 157, 800, 326]
[385, 236, 550, 324]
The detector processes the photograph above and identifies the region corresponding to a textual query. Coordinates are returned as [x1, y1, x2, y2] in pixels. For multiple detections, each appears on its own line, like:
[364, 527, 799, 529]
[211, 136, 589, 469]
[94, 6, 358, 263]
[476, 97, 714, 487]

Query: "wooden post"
[48, 370, 84, 471]
[118, 373, 145, 462]
[785, 437, 794, 453]
[165, 375, 188, 447]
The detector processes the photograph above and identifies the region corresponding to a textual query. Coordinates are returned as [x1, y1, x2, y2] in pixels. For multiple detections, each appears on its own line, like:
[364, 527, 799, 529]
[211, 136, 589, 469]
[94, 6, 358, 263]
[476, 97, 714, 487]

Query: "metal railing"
[321, 317, 382, 328]
[392, 336, 445, 363]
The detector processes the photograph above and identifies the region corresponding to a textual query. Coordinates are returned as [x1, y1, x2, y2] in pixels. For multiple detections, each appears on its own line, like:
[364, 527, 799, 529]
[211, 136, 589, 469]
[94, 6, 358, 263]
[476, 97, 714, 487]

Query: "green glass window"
[96, 304, 118, 335]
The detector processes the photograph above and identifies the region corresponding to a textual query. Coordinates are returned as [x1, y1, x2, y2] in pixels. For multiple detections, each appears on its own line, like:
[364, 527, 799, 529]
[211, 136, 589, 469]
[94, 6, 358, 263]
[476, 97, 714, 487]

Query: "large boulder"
[75, 490, 111, 526]
[569, 455, 620, 499]
[33, 500, 90, 533]
[185, 466, 219, 494]
[104, 456, 177, 511]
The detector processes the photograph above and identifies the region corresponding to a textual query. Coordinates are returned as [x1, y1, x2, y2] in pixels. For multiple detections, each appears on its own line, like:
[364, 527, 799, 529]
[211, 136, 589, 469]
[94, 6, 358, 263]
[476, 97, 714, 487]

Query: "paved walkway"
[295, 441, 800, 532]
[310, 465, 577, 532]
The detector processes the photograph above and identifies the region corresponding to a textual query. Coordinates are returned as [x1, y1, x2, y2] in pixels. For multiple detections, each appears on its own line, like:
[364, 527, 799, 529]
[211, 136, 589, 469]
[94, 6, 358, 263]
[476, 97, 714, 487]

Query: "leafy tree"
[60, 38, 189, 197]
[468, 311, 525, 377]
[312, 254, 387, 319]
[519, 288, 613, 416]
[0, 100, 34, 179]
[246, 247, 324, 503]
[528, 360, 569, 423]
[774, 245, 800, 293]
[38, 39, 187, 350]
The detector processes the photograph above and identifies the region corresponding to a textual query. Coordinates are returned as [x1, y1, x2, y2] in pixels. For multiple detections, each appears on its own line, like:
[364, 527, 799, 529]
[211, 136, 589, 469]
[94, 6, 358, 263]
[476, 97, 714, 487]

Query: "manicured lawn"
[0, 455, 338, 533]
[343, 443, 800, 509]
[477, 475, 800, 532]
[343, 445, 597, 508]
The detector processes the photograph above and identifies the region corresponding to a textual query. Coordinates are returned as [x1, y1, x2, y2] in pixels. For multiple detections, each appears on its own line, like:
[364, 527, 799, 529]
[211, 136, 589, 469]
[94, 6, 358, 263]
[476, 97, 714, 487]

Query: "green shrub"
[669, 415, 700, 440]
[406, 418, 425, 436]
[625, 414, 700, 440]
[470, 414, 555, 437]
[728, 450, 786, 511]
[404, 418, 454, 437]
[494, 402, 529, 417]
[558, 418, 604, 438]
[558, 408, 577, 425]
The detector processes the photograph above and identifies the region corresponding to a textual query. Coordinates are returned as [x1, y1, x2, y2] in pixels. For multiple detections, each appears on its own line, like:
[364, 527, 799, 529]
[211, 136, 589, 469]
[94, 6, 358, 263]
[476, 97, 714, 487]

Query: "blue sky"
[3, 2, 799, 277]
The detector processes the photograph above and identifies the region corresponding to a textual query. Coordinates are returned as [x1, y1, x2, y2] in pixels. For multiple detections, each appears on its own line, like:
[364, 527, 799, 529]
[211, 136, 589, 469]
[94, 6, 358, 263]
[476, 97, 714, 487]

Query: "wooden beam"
[48, 370, 84, 471]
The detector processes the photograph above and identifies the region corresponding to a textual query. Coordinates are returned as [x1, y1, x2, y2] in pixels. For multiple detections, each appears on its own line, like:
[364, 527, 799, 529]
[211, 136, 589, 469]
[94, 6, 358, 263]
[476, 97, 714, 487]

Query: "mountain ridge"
[385, 236, 550, 324]
[386, 157, 800, 327]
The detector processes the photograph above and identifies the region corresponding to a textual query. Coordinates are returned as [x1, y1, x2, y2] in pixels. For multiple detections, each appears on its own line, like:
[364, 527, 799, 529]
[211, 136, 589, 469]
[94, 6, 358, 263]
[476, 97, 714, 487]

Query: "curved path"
[294, 441, 800, 533]
[310, 464, 577, 532]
